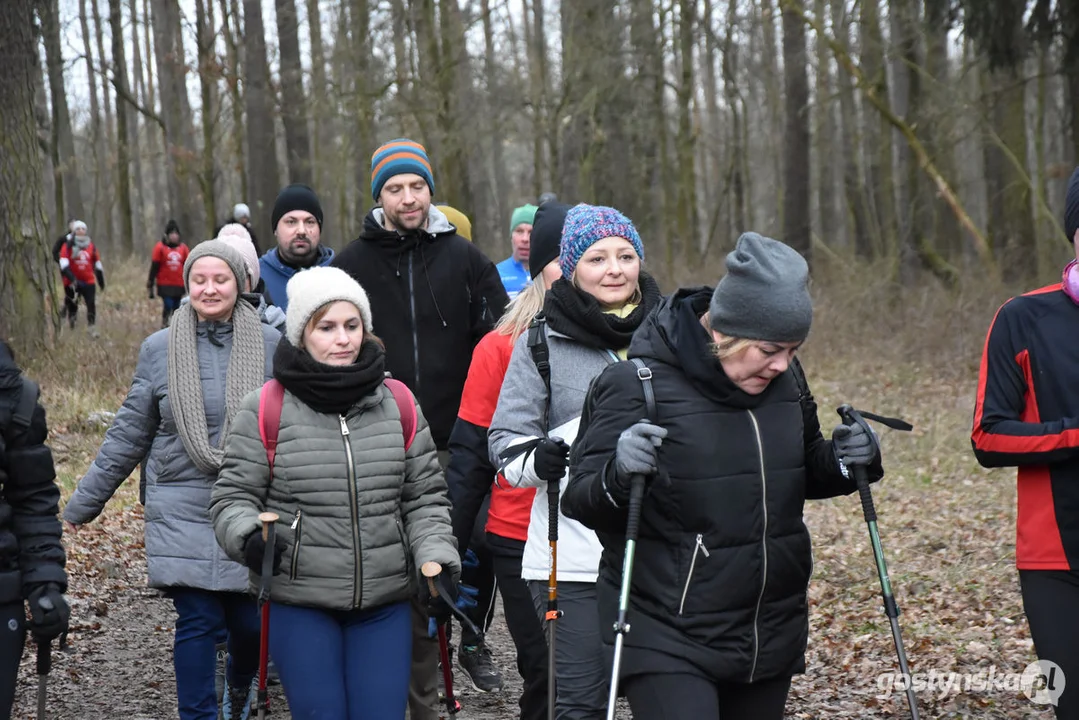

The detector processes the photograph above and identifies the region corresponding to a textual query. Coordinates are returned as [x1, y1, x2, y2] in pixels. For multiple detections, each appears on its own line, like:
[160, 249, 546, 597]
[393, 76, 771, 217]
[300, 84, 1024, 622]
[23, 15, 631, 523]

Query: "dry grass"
[17, 255, 1055, 718]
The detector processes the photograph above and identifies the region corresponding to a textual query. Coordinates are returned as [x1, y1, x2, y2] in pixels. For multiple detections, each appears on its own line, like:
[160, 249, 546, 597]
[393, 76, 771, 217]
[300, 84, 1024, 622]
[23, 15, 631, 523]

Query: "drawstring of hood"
[419, 243, 448, 328]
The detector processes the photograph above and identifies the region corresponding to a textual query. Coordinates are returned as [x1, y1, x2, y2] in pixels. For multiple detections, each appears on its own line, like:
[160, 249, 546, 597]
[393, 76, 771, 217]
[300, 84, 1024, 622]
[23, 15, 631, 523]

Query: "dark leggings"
[0, 602, 25, 718]
[67, 283, 97, 325]
[623, 671, 791, 720]
[1020, 569, 1079, 719]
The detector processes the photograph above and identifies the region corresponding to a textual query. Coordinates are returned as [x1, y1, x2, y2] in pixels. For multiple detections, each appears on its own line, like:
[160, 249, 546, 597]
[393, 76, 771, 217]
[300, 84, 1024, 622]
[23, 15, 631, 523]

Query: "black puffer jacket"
[563, 287, 882, 684]
[332, 206, 508, 450]
[0, 341, 67, 604]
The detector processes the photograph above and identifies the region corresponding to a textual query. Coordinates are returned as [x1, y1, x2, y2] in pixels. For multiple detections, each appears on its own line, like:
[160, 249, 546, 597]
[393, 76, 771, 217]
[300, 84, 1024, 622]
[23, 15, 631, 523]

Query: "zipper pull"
[696, 533, 711, 557]
[339, 415, 350, 436]
[291, 509, 302, 530]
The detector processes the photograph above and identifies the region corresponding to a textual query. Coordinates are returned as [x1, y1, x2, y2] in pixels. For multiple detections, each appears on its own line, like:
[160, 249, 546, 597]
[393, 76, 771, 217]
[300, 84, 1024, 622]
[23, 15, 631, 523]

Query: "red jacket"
[972, 283, 1079, 570]
[59, 241, 101, 286]
[447, 330, 535, 548]
[150, 241, 190, 289]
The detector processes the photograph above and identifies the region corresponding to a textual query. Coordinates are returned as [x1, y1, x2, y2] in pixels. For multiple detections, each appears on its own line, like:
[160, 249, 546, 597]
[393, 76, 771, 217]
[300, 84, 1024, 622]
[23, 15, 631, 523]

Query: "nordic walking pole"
[256, 511, 279, 720]
[605, 475, 646, 720]
[36, 638, 51, 719]
[836, 405, 918, 720]
[545, 474, 562, 720]
[423, 562, 462, 718]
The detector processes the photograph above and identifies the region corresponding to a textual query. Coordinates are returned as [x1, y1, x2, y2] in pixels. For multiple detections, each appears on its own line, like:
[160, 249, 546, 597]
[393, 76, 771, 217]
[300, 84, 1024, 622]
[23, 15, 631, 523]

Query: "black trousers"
[0, 601, 26, 718]
[61, 284, 76, 319]
[1020, 569, 1079, 719]
[489, 533, 548, 720]
[459, 494, 497, 647]
[67, 283, 97, 326]
[623, 671, 791, 720]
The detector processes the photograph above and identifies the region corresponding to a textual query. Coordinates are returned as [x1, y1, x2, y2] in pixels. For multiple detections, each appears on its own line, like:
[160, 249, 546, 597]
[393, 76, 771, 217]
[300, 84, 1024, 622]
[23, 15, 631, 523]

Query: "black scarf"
[544, 272, 662, 350]
[272, 337, 387, 415]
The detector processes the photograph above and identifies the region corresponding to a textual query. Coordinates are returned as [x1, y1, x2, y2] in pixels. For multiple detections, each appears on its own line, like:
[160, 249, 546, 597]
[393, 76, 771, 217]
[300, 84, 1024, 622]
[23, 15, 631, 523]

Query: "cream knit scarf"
[167, 300, 265, 474]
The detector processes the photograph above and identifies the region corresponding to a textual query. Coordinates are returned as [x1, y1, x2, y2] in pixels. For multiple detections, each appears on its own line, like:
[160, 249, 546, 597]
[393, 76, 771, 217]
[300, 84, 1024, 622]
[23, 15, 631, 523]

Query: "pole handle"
[36, 638, 51, 677]
[258, 512, 279, 542]
[422, 561, 442, 597]
[624, 475, 646, 542]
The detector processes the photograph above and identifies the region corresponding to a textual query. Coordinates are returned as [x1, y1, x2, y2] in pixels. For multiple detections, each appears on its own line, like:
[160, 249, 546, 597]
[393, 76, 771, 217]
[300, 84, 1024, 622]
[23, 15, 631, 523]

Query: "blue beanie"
[559, 204, 644, 279]
[371, 138, 435, 202]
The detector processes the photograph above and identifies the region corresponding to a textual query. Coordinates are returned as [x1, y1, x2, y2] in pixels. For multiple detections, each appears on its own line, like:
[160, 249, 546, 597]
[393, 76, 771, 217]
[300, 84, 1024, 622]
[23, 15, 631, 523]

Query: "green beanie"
[509, 204, 538, 235]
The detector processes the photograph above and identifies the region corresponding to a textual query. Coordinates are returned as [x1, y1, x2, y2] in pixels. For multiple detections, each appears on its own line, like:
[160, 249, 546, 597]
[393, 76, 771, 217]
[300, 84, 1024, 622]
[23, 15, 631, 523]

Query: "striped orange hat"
[371, 138, 435, 202]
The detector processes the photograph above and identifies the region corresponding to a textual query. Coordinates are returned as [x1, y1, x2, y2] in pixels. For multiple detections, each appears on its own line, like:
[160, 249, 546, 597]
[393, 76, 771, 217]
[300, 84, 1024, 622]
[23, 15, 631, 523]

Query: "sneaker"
[458, 641, 502, 693]
[220, 679, 255, 720]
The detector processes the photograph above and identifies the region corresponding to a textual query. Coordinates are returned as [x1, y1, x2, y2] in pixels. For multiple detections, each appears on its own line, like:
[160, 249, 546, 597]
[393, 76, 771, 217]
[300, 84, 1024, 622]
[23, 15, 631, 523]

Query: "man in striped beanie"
[333, 138, 509, 717]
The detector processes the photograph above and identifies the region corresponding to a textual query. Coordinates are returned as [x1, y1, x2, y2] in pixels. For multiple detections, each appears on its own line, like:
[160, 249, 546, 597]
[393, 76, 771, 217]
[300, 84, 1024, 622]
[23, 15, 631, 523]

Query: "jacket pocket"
[395, 514, 412, 579]
[678, 533, 711, 616]
[288, 509, 304, 581]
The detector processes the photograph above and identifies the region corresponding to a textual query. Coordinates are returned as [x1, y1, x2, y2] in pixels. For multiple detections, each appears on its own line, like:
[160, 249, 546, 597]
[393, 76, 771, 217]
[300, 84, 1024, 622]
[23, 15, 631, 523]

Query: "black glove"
[832, 422, 877, 468]
[243, 530, 286, 575]
[533, 437, 570, 483]
[424, 579, 478, 636]
[148, 285, 155, 299]
[27, 583, 70, 641]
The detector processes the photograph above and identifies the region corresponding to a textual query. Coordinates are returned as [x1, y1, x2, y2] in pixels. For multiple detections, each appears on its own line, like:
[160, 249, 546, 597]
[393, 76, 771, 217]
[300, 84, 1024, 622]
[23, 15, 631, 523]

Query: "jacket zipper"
[289, 509, 303, 581]
[747, 409, 768, 683]
[406, 251, 421, 394]
[340, 414, 362, 607]
[678, 533, 710, 615]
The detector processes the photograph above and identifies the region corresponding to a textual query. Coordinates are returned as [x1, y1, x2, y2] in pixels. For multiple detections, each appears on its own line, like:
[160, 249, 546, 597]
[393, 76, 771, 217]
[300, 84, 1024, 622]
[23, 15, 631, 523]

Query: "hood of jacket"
[360, 205, 457, 256]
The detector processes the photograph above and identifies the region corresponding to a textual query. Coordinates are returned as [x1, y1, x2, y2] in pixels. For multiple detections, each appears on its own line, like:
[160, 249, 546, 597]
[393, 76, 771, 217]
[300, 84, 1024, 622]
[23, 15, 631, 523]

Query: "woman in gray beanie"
[64, 240, 280, 720]
[563, 232, 884, 719]
[211, 266, 461, 719]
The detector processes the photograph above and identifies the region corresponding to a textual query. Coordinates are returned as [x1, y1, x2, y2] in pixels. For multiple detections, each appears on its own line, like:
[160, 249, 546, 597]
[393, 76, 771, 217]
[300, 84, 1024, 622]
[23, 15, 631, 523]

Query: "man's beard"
[387, 206, 428, 232]
[279, 237, 318, 267]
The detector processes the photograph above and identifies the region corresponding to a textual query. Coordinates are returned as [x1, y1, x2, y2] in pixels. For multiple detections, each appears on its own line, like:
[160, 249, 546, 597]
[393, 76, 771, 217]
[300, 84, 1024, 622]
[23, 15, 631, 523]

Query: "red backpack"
[257, 378, 418, 471]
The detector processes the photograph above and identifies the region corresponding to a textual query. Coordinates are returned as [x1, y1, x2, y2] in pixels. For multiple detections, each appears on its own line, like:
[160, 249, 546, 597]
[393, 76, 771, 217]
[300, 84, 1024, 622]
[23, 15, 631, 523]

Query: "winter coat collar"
[361, 205, 458, 254]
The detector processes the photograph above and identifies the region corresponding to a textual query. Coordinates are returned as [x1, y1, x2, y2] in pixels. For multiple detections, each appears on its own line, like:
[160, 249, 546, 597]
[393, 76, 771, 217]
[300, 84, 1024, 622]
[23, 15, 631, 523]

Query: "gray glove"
[832, 423, 877, 468]
[614, 421, 668, 482]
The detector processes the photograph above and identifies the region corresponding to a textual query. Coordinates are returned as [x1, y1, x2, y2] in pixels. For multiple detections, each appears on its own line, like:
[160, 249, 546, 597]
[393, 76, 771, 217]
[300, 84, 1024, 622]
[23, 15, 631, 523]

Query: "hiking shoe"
[220, 679, 255, 720]
[458, 641, 502, 693]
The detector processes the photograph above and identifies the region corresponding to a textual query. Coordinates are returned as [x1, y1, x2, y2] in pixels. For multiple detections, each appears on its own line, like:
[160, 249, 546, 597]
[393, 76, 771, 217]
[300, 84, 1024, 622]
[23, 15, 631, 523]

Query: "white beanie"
[233, 203, 251, 221]
[216, 223, 260, 289]
[285, 267, 373, 347]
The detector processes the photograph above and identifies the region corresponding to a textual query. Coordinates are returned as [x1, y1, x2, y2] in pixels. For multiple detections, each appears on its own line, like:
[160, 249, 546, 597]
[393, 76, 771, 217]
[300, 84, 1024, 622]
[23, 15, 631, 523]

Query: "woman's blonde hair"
[495, 280, 547, 340]
[701, 313, 755, 360]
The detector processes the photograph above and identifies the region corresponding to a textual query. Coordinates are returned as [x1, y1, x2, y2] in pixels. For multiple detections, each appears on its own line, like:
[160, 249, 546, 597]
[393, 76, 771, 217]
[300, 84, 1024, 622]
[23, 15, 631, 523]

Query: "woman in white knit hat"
[211, 266, 462, 719]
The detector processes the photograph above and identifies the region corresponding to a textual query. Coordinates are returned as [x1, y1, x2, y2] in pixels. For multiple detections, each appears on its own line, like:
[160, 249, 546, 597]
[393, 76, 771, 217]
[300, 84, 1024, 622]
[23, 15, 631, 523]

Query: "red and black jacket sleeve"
[972, 295, 1079, 468]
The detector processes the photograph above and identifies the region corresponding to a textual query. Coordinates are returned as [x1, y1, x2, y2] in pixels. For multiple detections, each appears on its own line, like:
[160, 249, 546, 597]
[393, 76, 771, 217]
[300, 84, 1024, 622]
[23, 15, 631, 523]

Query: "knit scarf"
[544, 272, 662, 351]
[167, 301, 266, 475]
[273, 337, 387, 415]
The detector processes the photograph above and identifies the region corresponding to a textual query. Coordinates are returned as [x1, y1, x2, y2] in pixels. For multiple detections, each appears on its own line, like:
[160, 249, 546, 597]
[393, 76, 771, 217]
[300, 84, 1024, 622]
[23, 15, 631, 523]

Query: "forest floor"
[7, 260, 1062, 718]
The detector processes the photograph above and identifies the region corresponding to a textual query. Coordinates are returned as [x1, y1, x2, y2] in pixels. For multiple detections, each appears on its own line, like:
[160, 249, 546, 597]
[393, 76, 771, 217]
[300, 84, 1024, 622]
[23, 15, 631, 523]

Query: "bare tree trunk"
[436, 0, 476, 215]
[859, 0, 897, 256]
[79, 0, 106, 235]
[127, 0, 147, 242]
[350, 0, 374, 226]
[276, 0, 313, 185]
[243, 0, 280, 230]
[830, 0, 871, 256]
[481, 0, 507, 228]
[700, 0, 721, 248]
[108, 0, 134, 256]
[219, 0, 247, 204]
[813, 0, 837, 248]
[307, 0, 330, 198]
[151, 0, 199, 239]
[759, 0, 785, 233]
[0, 0, 55, 345]
[531, 0, 551, 193]
[922, 0, 961, 260]
[675, 0, 697, 259]
[91, 0, 117, 243]
[781, 2, 811, 261]
[722, 0, 747, 236]
[142, 0, 165, 218]
[37, 0, 86, 230]
[195, 0, 217, 231]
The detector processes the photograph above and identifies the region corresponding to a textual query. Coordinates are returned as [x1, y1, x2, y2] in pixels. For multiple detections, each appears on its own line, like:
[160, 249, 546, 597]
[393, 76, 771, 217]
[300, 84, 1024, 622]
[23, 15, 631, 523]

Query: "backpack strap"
[630, 358, 658, 423]
[385, 378, 417, 451]
[258, 379, 286, 471]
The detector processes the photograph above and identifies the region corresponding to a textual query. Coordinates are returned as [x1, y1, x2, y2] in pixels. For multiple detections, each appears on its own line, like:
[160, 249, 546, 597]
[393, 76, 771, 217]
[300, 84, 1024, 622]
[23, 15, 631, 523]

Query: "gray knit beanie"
[709, 232, 813, 343]
[183, 240, 248, 293]
[285, 266, 374, 347]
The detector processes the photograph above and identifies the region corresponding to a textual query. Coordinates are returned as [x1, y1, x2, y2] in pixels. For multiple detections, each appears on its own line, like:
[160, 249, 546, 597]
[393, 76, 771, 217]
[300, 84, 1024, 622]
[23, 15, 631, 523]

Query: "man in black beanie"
[259, 183, 335, 311]
[972, 164, 1079, 720]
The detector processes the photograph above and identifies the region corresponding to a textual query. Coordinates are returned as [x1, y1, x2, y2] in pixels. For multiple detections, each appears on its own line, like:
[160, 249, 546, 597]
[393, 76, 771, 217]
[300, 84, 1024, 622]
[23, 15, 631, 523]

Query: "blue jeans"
[169, 589, 260, 720]
[270, 601, 412, 720]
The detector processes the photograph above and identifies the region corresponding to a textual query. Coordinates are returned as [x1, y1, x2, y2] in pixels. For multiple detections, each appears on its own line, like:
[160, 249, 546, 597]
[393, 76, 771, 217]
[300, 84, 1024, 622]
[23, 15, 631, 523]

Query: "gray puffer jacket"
[63, 322, 279, 591]
[211, 382, 460, 611]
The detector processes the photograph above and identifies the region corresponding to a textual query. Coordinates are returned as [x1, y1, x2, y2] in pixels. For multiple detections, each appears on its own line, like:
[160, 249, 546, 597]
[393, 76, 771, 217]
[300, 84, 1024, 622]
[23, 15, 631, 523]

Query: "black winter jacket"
[332, 207, 509, 450]
[562, 288, 882, 684]
[0, 341, 67, 604]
